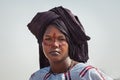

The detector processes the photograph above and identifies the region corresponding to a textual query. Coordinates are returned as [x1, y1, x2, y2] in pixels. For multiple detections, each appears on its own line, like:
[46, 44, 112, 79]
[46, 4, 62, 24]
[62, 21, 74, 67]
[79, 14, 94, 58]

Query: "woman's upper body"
[27, 6, 113, 80]
[29, 63, 113, 80]
[28, 6, 90, 69]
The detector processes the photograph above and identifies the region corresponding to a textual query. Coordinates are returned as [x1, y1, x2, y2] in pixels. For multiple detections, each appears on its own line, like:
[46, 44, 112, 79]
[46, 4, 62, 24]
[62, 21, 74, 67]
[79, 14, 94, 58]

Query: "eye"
[58, 37, 66, 41]
[44, 37, 52, 41]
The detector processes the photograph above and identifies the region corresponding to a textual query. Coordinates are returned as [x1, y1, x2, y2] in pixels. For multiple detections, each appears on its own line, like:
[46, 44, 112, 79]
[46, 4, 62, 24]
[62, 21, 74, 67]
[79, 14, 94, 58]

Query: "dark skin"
[42, 25, 79, 74]
[50, 57, 72, 73]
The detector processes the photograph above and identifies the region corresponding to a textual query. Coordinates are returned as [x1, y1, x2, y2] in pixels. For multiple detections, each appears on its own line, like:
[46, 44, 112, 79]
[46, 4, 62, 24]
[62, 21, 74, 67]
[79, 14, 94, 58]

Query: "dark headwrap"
[27, 6, 90, 69]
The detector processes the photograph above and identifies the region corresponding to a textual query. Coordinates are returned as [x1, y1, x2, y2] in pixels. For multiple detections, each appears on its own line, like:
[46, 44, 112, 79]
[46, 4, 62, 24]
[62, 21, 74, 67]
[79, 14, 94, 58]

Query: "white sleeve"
[29, 77, 33, 80]
[29, 73, 35, 80]
[86, 68, 113, 80]
[28, 68, 49, 80]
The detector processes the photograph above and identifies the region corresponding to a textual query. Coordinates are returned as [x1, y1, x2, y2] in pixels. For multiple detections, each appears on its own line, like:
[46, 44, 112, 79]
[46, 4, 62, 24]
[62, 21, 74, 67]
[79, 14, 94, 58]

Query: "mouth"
[49, 51, 60, 56]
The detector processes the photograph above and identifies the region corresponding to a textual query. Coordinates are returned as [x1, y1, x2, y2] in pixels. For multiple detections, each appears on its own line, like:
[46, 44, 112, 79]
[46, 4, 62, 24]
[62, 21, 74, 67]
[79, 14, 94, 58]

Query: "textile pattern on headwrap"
[27, 6, 90, 69]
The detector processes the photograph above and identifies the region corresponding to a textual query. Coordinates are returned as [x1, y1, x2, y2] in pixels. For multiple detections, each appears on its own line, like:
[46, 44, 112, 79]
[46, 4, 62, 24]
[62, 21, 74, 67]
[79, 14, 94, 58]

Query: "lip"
[49, 51, 60, 56]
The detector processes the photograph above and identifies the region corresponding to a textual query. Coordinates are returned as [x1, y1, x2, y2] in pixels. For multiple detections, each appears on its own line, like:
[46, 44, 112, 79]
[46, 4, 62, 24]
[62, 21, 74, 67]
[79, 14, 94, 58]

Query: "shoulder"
[70, 63, 90, 73]
[29, 67, 50, 80]
[71, 63, 113, 80]
[82, 67, 113, 80]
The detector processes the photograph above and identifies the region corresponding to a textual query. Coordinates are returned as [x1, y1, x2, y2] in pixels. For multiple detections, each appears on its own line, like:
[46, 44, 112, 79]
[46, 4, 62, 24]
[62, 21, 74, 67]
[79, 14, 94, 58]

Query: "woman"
[27, 6, 113, 80]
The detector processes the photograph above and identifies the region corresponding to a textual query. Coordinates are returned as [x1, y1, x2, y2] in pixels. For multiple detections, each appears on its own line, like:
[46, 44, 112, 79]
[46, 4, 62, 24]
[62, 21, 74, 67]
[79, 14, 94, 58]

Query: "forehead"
[44, 25, 64, 35]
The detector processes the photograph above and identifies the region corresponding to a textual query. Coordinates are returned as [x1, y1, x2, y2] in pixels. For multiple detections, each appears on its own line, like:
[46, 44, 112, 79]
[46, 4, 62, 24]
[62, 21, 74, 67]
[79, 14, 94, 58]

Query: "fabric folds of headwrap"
[27, 11, 59, 40]
[27, 6, 90, 68]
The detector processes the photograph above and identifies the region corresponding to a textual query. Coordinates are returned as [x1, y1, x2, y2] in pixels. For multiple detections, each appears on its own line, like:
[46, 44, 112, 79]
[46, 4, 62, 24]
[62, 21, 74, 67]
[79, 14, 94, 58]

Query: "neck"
[49, 58, 75, 74]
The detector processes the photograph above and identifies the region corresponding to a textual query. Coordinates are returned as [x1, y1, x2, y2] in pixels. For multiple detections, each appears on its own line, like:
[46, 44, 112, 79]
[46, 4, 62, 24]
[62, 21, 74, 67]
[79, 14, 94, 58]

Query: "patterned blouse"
[29, 63, 113, 80]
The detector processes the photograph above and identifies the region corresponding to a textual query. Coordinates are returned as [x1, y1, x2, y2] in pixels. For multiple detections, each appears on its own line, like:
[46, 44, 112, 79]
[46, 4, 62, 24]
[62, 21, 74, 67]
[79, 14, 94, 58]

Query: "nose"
[51, 40, 59, 48]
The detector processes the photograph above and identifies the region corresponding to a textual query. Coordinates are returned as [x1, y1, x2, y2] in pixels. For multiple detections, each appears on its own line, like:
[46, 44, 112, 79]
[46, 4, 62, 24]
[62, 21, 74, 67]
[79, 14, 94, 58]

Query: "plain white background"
[0, 0, 120, 80]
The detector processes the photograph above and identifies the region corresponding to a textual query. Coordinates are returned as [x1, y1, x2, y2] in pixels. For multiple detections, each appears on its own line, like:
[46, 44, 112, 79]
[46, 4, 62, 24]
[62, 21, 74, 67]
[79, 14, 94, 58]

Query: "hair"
[27, 6, 90, 69]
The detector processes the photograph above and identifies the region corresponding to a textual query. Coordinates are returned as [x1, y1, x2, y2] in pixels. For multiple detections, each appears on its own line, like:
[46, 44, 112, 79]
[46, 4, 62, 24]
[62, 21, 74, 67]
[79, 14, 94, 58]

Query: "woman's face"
[42, 25, 69, 63]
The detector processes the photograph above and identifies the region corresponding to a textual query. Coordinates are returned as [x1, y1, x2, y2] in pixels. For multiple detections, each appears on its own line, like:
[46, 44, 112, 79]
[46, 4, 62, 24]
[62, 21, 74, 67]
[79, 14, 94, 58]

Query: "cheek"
[43, 40, 52, 46]
[60, 42, 69, 53]
[42, 42, 49, 54]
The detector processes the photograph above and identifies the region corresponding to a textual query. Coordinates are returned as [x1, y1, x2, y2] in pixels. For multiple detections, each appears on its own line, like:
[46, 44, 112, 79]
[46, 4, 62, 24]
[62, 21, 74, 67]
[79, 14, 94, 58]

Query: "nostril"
[52, 41, 59, 47]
